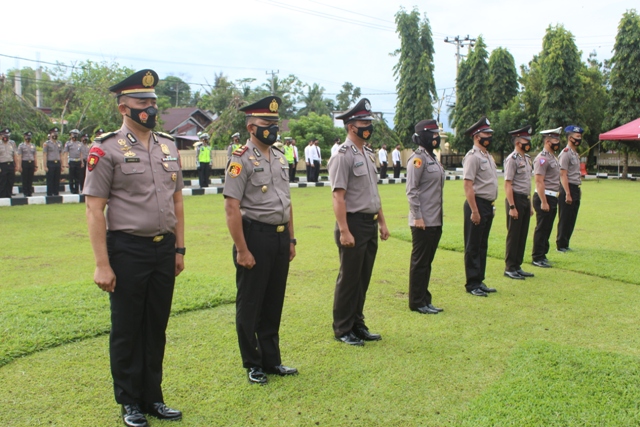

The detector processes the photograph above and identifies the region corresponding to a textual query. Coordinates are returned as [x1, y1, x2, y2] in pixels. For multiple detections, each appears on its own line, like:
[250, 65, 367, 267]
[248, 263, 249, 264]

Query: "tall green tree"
[298, 83, 331, 116]
[450, 36, 490, 151]
[0, 81, 53, 145]
[156, 75, 192, 107]
[577, 52, 609, 161]
[603, 9, 640, 178]
[286, 112, 345, 160]
[254, 74, 303, 119]
[537, 25, 582, 130]
[199, 73, 240, 115]
[392, 7, 437, 145]
[519, 56, 544, 137]
[6, 67, 54, 108]
[335, 82, 361, 111]
[488, 48, 518, 112]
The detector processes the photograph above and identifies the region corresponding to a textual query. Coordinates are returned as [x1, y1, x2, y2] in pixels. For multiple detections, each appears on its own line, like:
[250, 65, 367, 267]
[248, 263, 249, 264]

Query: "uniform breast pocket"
[250, 171, 270, 187]
[280, 167, 289, 182]
[427, 165, 439, 173]
[479, 163, 488, 171]
[118, 163, 147, 195]
[161, 162, 180, 189]
[570, 157, 577, 165]
[353, 162, 368, 178]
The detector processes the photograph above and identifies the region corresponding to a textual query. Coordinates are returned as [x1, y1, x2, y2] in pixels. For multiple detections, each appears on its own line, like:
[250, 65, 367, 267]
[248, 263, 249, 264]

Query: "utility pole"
[266, 70, 279, 95]
[36, 52, 43, 108]
[444, 35, 476, 78]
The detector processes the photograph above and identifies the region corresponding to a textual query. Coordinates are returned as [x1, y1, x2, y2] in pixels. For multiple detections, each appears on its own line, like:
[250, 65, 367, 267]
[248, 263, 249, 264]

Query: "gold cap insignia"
[142, 71, 155, 88]
[269, 99, 279, 113]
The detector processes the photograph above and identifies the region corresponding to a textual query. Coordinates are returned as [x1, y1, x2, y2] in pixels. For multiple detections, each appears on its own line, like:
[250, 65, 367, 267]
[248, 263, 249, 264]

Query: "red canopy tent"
[599, 117, 640, 141]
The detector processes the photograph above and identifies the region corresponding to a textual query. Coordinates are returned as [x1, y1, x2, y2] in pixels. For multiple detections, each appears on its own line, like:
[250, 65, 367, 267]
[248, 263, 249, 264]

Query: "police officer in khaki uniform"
[64, 129, 84, 194]
[531, 127, 562, 268]
[84, 69, 184, 427]
[462, 117, 498, 297]
[17, 131, 37, 197]
[503, 126, 535, 280]
[329, 98, 390, 346]
[406, 119, 445, 314]
[223, 96, 298, 385]
[556, 125, 583, 252]
[0, 128, 19, 198]
[43, 127, 63, 196]
[80, 133, 90, 193]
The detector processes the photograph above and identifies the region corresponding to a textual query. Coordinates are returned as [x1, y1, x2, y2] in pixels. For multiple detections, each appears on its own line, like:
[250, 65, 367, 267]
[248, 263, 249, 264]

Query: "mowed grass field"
[1, 178, 639, 426]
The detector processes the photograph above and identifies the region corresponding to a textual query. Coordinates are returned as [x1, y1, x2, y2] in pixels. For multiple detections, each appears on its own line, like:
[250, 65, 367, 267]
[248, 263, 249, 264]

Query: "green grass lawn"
[1, 179, 639, 426]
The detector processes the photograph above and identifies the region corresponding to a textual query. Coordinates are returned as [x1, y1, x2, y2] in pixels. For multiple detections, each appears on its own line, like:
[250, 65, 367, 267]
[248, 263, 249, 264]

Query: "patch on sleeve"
[227, 162, 242, 178]
[413, 158, 423, 168]
[87, 154, 100, 172]
[539, 158, 546, 165]
[89, 146, 105, 157]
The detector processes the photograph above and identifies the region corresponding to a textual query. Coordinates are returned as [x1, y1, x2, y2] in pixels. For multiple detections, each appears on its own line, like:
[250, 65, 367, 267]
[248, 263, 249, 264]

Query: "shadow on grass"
[456, 340, 640, 426]
[0, 272, 235, 367]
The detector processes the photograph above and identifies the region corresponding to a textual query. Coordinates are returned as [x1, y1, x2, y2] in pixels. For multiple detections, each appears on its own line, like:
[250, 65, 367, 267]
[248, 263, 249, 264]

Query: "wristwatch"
[509, 205, 515, 209]
[175, 247, 186, 255]
[290, 239, 297, 246]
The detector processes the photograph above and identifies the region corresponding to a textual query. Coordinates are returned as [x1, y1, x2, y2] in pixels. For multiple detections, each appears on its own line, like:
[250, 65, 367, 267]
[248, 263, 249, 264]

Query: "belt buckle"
[153, 235, 164, 242]
[276, 225, 285, 233]
[373, 214, 378, 221]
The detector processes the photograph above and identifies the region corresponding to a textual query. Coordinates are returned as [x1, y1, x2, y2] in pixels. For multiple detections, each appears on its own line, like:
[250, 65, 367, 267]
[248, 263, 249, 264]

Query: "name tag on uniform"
[427, 161, 435, 165]
[162, 156, 178, 162]
[125, 158, 141, 163]
[254, 167, 264, 172]
[481, 159, 488, 163]
[354, 161, 364, 167]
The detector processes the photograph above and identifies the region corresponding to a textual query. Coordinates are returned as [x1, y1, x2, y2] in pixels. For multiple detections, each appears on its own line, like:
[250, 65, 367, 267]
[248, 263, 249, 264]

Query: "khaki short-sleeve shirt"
[328, 138, 381, 214]
[462, 148, 498, 201]
[504, 150, 532, 196]
[0, 140, 17, 162]
[17, 142, 36, 161]
[406, 147, 445, 227]
[82, 125, 184, 237]
[533, 150, 560, 192]
[64, 140, 83, 160]
[43, 140, 62, 161]
[223, 140, 291, 225]
[558, 147, 581, 185]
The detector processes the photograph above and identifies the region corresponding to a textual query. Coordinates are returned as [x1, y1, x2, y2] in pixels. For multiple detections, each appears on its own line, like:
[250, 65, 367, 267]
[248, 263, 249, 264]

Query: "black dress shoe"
[247, 367, 268, 384]
[427, 304, 444, 312]
[121, 404, 149, 427]
[504, 270, 525, 280]
[142, 402, 182, 421]
[412, 305, 439, 314]
[264, 365, 298, 376]
[480, 283, 497, 293]
[335, 332, 364, 346]
[352, 326, 382, 341]
[467, 288, 488, 297]
[516, 269, 534, 277]
[532, 259, 551, 268]
[556, 247, 568, 253]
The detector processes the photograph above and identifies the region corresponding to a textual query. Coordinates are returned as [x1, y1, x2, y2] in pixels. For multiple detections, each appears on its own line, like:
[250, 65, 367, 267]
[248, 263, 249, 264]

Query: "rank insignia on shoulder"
[339, 145, 347, 153]
[95, 131, 116, 142]
[512, 153, 518, 159]
[155, 131, 176, 141]
[364, 145, 373, 153]
[563, 147, 569, 152]
[228, 162, 243, 178]
[413, 158, 423, 168]
[233, 146, 249, 157]
[525, 153, 531, 157]
[351, 145, 358, 154]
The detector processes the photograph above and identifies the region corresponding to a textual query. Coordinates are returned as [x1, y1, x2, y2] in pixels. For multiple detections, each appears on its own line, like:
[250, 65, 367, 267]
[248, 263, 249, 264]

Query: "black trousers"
[463, 197, 494, 291]
[532, 193, 558, 261]
[288, 162, 296, 182]
[306, 163, 313, 182]
[0, 161, 15, 198]
[380, 162, 388, 179]
[198, 163, 211, 188]
[333, 214, 378, 337]
[234, 219, 290, 369]
[409, 226, 442, 309]
[556, 184, 581, 250]
[313, 160, 320, 182]
[106, 231, 176, 405]
[46, 161, 61, 196]
[505, 193, 531, 271]
[21, 161, 35, 196]
[393, 161, 401, 178]
[68, 161, 82, 194]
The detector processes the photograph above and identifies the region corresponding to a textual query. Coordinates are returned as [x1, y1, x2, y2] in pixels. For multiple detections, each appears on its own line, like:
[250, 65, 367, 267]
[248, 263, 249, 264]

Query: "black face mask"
[479, 136, 493, 148]
[25, 138, 31, 143]
[128, 105, 158, 129]
[1, 136, 8, 142]
[252, 124, 279, 145]
[550, 142, 560, 152]
[71, 136, 77, 141]
[571, 137, 582, 147]
[520, 141, 531, 152]
[51, 134, 58, 140]
[415, 133, 440, 150]
[355, 124, 374, 141]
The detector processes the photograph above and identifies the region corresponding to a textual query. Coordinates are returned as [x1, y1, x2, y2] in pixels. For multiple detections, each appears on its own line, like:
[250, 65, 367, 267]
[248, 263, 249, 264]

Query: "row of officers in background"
[0, 127, 105, 198]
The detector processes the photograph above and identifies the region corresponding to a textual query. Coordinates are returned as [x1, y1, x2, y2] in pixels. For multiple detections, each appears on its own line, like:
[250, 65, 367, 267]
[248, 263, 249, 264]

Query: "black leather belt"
[243, 218, 288, 233]
[69, 159, 82, 162]
[347, 212, 378, 221]
[108, 230, 171, 243]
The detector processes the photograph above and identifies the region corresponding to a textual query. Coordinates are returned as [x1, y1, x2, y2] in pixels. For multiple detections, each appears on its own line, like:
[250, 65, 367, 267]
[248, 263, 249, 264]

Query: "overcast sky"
[1, 0, 635, 130]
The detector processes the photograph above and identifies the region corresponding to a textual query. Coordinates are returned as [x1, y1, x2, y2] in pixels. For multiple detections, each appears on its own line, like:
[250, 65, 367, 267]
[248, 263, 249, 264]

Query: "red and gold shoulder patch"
[87, 154, 100, 172]
[227, 162, 242, 178]
[232, 145, 248, 157]
[413, 158, 423, 168]
[89, 146, 105, 157]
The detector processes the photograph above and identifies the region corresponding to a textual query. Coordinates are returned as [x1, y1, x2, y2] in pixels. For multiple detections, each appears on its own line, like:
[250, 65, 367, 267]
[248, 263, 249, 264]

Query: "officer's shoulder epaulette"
[540, 151, 547, 156]
[155, 131, 175, 141]
[232, 145, 249, 157]
[511, 152, 518, 159]
[94, 131, 116, 143]
[272, 145, 284, 154]
[364, 145, 373, 153]
[338, 144, 347, 154]
[562, 147, 569, 152]
[525, 153, 531, 158]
